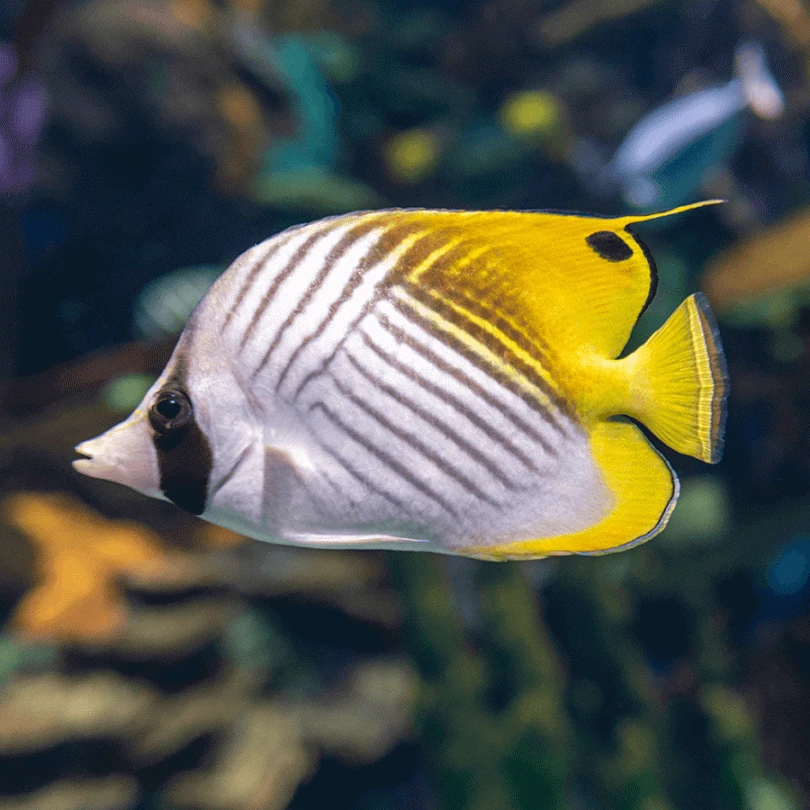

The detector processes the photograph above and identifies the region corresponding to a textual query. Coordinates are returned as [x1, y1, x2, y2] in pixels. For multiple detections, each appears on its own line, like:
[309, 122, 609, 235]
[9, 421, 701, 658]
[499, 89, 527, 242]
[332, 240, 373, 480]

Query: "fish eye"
[149, 388, 192, 434]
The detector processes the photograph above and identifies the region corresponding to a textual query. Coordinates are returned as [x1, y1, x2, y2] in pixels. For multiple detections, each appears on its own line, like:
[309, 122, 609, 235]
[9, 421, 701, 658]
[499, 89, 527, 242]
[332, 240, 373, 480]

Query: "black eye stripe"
[586, 231, 634, 262]
[151, 380, 212, 515]
[154, 420, 212, 515]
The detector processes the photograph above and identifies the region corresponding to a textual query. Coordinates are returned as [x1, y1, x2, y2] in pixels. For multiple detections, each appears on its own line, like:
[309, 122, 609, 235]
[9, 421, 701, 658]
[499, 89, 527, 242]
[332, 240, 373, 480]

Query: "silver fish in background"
[597, 41, 784, 210]
[74, 206, 726, 560]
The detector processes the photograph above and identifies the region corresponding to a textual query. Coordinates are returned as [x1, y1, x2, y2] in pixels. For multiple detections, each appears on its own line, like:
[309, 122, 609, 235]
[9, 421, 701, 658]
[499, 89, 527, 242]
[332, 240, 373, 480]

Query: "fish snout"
[72, 416, 162, 498]
[73, 428, 132, 481]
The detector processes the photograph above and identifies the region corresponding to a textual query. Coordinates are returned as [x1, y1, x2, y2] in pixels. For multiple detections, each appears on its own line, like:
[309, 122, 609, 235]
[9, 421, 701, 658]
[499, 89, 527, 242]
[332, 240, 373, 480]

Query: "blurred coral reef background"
[2, 0, 810, 808]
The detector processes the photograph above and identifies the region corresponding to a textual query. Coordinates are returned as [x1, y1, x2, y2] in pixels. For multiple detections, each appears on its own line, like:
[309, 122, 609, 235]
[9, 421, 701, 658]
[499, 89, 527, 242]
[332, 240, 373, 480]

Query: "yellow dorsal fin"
[522, 200, 724, 359]
[614, 199, 724, 228]
[388, 201, 721, 362]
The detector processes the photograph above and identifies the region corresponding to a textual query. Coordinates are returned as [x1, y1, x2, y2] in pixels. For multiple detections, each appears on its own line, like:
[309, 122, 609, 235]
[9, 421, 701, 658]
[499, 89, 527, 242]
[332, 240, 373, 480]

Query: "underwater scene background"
[1, 0, 810, 808]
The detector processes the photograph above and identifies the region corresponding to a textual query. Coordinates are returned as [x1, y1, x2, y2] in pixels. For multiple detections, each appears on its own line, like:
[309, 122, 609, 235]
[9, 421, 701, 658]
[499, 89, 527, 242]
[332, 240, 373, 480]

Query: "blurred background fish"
[132, 264, 222, 342]
[590, 41, 785, 211]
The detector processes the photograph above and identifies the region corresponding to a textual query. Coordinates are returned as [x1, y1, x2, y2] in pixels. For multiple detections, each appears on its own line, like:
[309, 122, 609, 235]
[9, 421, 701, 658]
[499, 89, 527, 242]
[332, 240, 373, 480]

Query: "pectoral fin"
[263, 446, 432, 550]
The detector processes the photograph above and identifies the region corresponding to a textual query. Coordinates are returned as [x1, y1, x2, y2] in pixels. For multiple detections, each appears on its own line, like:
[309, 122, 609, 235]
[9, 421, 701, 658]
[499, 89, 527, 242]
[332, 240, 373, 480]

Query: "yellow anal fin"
[459, 419, 677, 560]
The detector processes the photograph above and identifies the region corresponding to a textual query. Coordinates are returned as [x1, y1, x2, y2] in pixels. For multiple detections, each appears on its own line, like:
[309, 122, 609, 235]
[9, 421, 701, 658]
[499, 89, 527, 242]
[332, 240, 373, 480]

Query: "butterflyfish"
[73, 203, 728, 560]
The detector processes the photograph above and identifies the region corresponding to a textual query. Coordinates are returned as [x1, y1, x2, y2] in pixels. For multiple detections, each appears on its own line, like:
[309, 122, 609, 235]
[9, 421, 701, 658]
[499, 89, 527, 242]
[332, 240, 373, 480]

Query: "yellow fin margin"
[460, 420, 678, 560]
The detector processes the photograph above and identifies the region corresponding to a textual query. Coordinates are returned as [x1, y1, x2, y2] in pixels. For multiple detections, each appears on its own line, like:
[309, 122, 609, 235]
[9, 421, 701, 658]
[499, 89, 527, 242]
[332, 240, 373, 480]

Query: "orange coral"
[169, 0, 216, 30]
[215, 83, 267, 191]
[702, 205, 810, 312]
[194, 522, 248, 550]
[2, 492, 188, 641]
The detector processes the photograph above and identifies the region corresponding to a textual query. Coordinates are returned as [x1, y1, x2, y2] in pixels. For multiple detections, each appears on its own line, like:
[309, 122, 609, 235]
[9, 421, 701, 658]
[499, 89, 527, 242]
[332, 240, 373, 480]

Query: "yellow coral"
[383, 128, 441, 185]
[169, 0, 214, 30]
[702, 204, 810, 312]
[195, 523, 248, 549]
[217, 84, 262, 131]
[499, 90, 562, 139]
[215, 84, 266, 191]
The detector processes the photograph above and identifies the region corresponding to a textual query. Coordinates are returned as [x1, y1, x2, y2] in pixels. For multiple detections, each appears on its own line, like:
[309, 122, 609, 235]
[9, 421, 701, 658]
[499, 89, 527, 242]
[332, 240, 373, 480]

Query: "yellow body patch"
[460, 420, 677, 560]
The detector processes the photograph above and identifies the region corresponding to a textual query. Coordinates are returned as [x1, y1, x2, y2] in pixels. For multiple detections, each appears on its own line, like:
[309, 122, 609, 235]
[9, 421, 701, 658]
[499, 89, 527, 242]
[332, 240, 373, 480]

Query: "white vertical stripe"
[308, 395, 460, 522]
[335, 335, 526, 489]
[372, 298, 569, 453]
[276, 229, 429, 397]
[264, 226, 386, 388]
[219, 225, 312, 339]
[234, 219, 354, 371]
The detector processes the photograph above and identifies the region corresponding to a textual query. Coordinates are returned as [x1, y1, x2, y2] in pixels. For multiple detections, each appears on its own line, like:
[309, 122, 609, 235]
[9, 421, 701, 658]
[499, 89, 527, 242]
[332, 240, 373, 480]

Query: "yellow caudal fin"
[627, 292, 728, 463]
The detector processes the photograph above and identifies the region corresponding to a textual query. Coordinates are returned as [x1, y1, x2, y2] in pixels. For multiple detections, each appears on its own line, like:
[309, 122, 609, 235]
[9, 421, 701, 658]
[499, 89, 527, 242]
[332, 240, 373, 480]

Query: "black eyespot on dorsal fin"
[586, 231, 634, 262]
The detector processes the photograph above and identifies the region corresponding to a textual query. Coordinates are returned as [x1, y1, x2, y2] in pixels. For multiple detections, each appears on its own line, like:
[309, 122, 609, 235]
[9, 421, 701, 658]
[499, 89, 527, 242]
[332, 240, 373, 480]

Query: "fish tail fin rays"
[626, 292, 728, 463]
[460, 420, 678, 559]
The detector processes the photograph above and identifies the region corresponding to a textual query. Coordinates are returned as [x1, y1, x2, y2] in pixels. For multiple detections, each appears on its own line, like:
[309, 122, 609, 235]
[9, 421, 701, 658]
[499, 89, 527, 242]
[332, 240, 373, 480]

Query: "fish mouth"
[72, 441, 94, 473]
